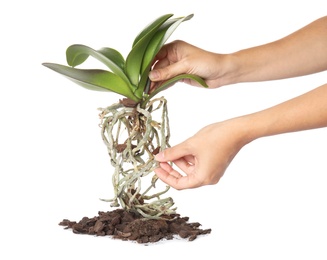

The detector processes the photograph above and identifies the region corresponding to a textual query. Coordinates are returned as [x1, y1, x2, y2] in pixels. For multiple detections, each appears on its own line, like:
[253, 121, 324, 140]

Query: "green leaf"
[42, 63, 139, 101]
[132, 14, 173, 47]
[66, 44, 131, 88]
[125, 14, 173, 87]
[97, 47, 125, 70]
[137, 14, 194, 97]
[144, 74, 208, 104]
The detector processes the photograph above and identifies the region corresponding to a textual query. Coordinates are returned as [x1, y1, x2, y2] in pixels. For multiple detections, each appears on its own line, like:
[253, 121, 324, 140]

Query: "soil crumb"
[59, 208, 211, 244]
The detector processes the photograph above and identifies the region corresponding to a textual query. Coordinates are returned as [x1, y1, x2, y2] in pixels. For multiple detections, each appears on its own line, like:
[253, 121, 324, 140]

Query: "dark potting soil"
[59, 208, 211, 244]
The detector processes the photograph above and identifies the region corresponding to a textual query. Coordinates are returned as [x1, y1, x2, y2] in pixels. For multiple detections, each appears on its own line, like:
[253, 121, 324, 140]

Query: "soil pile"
[59, 208, 211, 244]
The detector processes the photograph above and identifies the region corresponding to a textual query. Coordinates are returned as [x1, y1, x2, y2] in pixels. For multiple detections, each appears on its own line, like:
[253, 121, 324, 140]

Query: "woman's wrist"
[216, 53, 242, 87]
[230, 111, 274, 147]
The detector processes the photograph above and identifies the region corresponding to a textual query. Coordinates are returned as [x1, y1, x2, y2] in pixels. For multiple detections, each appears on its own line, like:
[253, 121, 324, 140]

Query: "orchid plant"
[43, 13, 208, 219]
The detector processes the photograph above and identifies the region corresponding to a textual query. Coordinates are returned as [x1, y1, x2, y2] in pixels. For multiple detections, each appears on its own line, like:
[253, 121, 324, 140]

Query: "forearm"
[243, 83, 327, 142]
[225, 16, 327, 85]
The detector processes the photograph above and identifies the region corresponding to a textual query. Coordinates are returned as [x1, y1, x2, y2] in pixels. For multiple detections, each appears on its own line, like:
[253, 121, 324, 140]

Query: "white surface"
[1, 1, 327, 259]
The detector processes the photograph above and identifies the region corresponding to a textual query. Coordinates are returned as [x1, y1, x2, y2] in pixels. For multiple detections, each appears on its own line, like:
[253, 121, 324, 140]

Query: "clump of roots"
[98, 97, 176, 219]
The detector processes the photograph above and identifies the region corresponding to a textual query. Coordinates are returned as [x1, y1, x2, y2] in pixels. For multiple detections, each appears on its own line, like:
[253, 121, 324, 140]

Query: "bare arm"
[154, 83, 327, 190]
[150, 16, 327, 88]
[245, 83, 327, 140]
[229, 16, 327, 84]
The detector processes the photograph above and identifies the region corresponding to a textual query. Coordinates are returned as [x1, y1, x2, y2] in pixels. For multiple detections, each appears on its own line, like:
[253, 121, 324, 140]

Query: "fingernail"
[155, 151, 164, 161]
[149, 70, 159, 80]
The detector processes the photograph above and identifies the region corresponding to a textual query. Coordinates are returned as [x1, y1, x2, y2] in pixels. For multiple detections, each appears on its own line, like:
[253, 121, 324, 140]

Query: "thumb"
[155, 142, 188, 162]
[149, 62, 184, 82]
[148, 69, 162, 82]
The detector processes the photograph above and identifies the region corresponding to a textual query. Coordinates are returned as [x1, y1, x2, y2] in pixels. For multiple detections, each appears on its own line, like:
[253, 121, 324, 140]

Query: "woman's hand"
[149, 40, 230, 89]
[154, 118, 251, 189]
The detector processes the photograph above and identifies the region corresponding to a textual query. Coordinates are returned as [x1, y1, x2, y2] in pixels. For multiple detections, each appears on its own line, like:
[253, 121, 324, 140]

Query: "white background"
[1, 1, 327, 259]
